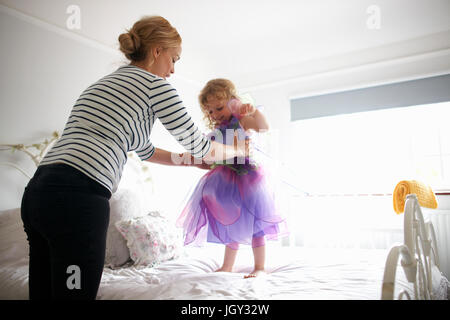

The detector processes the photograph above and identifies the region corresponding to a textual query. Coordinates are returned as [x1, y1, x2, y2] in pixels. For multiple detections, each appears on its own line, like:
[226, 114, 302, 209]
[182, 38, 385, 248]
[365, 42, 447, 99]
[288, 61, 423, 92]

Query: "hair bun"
[128, 30, 141, 51]
[118, 30, 141, 60]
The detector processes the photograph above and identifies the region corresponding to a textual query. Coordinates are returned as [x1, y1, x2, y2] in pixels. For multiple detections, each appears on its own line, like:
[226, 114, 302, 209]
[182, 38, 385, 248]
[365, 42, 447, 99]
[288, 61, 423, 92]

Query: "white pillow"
[115, 211, 184, 267]
[104, 153, 154, 268]
[0, 208, 28, 264]
[431, 265, 450, 300]
[105, 188, 144, 267]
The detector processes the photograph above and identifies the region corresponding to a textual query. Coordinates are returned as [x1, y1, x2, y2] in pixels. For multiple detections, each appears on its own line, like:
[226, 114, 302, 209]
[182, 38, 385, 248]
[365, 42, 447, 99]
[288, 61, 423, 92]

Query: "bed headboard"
[0, 131, 60, 179]
[0, 132, 152, 186]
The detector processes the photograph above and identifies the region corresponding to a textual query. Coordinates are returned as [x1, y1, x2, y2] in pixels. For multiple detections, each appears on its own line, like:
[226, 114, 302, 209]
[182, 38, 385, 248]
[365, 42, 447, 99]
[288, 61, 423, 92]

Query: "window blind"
[290, 74, 450, 121]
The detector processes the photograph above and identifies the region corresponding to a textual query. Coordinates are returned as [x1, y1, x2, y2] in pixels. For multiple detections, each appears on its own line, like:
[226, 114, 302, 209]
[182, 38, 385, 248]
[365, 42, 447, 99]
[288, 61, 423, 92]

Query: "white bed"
[0, 207, 390, 301]
[1, 205, 447, 300]
[0, 150, 448, 300]
[99, 246, 391, 300]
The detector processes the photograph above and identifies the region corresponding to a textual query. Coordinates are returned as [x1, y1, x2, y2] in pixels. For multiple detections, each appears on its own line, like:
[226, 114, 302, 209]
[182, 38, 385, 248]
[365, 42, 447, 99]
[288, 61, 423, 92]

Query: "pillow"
[431, 265, 450, 300]
[105, 188, 145, 267]
[115, 211, 184, 267]
[104, 153, 154, 268]
[0, 208, 28, 264]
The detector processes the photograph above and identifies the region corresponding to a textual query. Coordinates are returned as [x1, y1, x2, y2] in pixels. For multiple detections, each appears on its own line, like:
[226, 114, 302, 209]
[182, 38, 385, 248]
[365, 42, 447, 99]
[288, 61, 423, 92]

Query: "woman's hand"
[180, 152, 211, 170]
[194, 162, 212, 170]
[146, 149, 210, 169]
[233, 137, 250, 159]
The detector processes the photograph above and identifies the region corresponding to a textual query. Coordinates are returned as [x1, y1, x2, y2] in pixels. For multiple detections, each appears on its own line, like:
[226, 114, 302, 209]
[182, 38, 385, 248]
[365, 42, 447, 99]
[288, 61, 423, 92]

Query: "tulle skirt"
[176, 163, 288, 247]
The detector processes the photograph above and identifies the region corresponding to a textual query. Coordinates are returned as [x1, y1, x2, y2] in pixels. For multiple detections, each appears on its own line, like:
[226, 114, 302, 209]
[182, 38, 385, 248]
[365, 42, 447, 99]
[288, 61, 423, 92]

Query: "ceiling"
[1, 0, 450, 88]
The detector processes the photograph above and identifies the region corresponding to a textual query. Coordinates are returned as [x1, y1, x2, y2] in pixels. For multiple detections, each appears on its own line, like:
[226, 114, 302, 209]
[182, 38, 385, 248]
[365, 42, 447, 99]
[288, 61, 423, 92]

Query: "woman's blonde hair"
[199, 78, 239, 129]
[118, 16, 181, 63]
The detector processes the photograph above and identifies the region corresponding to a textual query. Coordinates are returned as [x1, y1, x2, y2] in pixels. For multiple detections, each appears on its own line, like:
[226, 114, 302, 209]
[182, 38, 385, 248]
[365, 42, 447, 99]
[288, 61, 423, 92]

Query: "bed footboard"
[381, 194, 441, 300]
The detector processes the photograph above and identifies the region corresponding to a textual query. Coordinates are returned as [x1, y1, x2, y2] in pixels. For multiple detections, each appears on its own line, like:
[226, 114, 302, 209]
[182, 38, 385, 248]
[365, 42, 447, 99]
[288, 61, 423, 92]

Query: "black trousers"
[21, 163, 111, 300]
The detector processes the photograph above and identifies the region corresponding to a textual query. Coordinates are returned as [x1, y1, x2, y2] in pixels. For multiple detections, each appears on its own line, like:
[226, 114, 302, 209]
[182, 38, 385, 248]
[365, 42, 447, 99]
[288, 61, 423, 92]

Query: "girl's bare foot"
[215, 266, 233, 272]
[244, 268, 266, 278]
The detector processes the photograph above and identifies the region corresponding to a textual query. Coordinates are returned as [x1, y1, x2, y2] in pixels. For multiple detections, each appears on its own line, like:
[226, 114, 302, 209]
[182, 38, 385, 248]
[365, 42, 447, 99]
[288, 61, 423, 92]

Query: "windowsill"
[291, 191, 450, 211]
[293, 191, 450, 197]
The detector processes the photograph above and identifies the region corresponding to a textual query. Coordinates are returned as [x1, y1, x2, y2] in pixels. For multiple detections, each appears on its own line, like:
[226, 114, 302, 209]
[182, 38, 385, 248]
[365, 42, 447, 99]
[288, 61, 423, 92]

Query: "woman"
[20, 16, 246, 300]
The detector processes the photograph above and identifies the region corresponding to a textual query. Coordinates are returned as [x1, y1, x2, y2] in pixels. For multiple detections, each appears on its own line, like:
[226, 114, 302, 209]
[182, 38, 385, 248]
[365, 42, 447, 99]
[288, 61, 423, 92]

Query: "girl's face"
[149, 46, 181, 79]
[204, 95, 233, 125]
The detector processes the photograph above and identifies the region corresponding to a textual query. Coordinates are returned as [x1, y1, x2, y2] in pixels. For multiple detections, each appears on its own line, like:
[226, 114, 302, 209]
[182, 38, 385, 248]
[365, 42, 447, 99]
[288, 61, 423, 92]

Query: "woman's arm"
[203, 140, 248, 163]
[145, 148, 183, 166]
[145, 148, 207, 169]
[146, 140, 248, 168]
[150, 79, 247, 164]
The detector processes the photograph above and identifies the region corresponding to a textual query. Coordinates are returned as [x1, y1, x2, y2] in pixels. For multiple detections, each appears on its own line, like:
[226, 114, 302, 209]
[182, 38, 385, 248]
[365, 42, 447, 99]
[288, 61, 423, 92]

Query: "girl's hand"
[239, 103, 256, 117]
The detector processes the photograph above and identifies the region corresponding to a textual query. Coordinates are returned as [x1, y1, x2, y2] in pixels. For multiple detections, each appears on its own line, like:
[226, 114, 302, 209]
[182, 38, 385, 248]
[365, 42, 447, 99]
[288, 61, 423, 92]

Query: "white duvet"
[0, 208, 444, 300]
[97, 246, 389, 300]
[1, 241, 390, 300]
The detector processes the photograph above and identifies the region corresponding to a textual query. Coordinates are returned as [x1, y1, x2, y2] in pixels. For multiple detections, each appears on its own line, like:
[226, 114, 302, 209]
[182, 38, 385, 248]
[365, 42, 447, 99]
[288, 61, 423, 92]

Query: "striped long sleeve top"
[40, 65, 211, 193]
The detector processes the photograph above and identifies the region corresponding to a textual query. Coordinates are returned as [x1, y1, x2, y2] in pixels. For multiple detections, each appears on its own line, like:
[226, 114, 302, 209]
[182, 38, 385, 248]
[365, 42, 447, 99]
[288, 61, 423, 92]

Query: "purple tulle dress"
[176, 116, 288, 247]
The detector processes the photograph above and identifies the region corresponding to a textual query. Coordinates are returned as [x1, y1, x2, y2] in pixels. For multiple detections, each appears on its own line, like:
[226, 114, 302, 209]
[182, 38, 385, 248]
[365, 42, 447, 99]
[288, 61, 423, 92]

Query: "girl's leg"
[244, 236, 266, 278]
[216, 243, 239, 272]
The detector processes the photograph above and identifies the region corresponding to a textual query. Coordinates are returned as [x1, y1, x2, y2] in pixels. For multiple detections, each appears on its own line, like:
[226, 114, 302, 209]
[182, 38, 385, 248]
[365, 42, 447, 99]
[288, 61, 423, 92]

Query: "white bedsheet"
[1, 208, 436, 300]
[98, 246, 389, 300]
[1, 243, 395, 300]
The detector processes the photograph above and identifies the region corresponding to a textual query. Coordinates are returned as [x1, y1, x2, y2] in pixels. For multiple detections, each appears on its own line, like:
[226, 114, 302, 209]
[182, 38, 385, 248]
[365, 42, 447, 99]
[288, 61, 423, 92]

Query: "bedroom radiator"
[428, 210, 450, 279]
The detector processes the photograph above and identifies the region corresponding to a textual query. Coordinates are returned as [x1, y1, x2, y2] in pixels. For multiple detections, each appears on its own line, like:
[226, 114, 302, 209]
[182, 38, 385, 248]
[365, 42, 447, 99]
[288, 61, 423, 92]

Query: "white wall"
[0, 6, 207, 212]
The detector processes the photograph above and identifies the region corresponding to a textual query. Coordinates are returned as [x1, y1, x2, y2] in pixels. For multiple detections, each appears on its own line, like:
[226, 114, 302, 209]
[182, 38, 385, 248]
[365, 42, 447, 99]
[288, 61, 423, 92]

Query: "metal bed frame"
[381, 194, 441, 299]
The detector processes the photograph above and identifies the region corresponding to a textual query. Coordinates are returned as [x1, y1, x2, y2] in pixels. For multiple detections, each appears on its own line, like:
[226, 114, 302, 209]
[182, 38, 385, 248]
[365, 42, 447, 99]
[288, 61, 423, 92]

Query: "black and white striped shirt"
[40, 65, 211, 192]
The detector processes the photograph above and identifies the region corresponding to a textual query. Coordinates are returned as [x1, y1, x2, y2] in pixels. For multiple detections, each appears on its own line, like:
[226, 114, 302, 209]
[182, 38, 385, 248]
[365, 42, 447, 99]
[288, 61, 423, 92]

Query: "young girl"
[176, 79, 288, 278]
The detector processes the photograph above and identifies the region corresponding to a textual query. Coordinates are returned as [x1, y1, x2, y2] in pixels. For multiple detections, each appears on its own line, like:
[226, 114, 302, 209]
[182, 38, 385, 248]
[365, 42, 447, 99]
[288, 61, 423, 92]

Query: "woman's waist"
[27, 162, 112, 198]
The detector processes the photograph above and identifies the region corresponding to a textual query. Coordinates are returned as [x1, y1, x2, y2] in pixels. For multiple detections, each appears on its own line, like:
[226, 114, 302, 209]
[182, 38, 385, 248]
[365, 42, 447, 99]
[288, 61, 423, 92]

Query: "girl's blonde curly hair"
[198, 78, 239, 129]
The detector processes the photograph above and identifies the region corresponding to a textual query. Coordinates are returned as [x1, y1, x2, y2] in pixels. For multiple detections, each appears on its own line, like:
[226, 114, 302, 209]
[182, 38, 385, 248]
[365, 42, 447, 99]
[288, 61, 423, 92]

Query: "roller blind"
[290, 74, 450, 121]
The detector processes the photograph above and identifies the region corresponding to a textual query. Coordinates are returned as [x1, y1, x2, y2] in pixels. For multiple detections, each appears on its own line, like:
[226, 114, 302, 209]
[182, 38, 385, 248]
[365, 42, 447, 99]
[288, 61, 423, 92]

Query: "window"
[287, 102, 450, 195]
[282, 98, 449, 249]
[274, 75, 450, 248]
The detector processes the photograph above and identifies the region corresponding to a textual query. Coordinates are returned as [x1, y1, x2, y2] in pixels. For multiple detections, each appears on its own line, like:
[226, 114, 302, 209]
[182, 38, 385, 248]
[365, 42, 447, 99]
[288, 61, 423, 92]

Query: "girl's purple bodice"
[209, 116, 255, 175]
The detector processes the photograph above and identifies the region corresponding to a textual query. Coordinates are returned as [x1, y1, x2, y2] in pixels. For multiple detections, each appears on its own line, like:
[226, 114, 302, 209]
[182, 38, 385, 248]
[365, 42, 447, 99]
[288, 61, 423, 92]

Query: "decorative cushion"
[115, 211, 184, 267]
